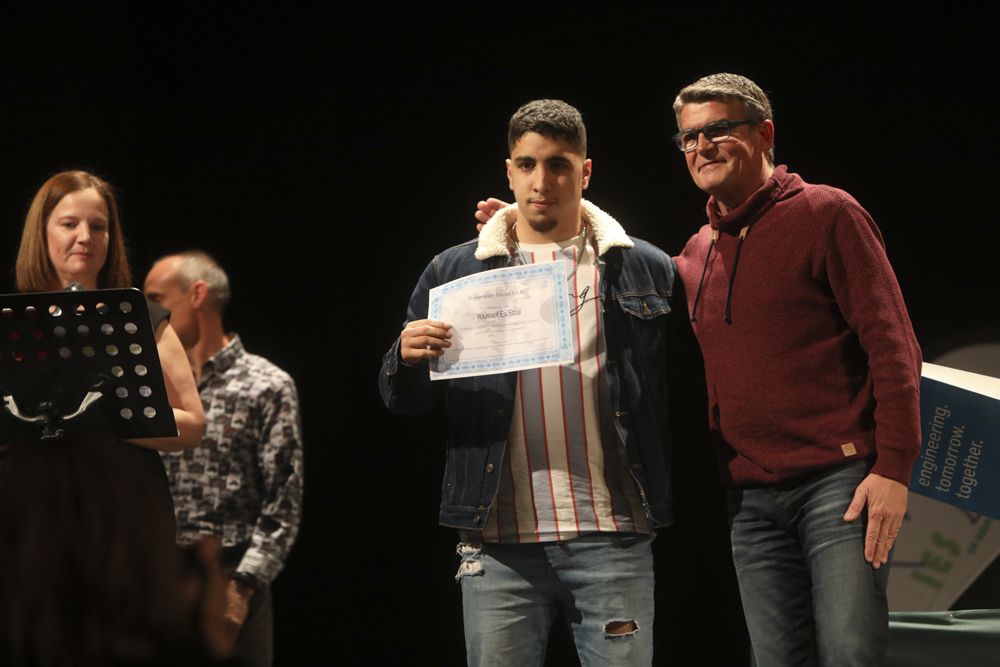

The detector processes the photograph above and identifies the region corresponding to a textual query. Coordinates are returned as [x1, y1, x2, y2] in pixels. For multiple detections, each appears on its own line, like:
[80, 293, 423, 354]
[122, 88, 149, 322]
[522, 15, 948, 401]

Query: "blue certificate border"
[428, 261, 573, 378]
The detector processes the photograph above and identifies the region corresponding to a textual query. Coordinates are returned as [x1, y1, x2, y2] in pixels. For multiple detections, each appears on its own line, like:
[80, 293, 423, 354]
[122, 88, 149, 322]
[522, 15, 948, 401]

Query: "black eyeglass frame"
[673, 119, 759, 153]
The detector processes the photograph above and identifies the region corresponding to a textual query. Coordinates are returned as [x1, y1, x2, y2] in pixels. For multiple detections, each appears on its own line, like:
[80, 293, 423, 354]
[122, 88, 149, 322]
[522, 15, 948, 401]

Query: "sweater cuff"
[870, 446, 918, 486]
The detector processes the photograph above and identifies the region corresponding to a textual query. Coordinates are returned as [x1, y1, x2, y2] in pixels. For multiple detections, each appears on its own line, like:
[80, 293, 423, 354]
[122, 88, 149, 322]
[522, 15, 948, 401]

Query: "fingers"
[864, 512, 884, 565]
[872, 515, 903, 569]
[477, 197, 508, 210]
[474, 198, 509, 225]
[843, 473, 906, 568]
[863, 474, 908, 569]
[843, 477, 875, 564]
[400, 320, 452, 364]
[843, 484, 867, 522]
[887, 519, 902, 549]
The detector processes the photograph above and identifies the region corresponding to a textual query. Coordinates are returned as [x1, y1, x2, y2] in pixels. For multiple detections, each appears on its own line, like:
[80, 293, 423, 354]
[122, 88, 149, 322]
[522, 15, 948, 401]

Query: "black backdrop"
[3, 3, 998, 665]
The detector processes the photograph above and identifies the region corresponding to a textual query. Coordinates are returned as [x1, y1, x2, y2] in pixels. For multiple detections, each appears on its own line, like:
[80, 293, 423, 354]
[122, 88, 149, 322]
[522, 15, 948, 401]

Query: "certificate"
[428, 262, 574, 380]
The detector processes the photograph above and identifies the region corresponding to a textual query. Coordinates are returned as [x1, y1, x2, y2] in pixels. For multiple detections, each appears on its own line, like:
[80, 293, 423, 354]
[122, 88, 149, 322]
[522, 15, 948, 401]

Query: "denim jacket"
[380, 201, 698, 532]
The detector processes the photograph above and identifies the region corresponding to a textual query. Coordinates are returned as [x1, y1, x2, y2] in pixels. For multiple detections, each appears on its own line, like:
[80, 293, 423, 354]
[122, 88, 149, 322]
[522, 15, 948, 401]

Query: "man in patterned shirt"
[145, 251, 303, 667]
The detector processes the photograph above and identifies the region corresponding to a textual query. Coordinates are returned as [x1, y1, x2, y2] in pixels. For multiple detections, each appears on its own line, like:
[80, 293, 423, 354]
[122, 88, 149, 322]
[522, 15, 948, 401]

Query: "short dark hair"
[507, 99, 587, 156]
[673, 73, 775, 165]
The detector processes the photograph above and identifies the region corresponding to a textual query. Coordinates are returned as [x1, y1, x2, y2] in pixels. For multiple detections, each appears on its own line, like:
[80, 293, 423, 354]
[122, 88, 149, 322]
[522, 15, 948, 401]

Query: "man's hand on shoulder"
[475, 198, 509, 232]
[400, 319, 452, 364]
[843, 473, 908, 569]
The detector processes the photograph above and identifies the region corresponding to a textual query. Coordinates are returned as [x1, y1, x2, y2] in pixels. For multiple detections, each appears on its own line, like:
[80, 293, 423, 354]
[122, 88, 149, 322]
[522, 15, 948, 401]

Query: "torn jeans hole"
[603, 619, 640, 639]
[455, 542, 485, 581]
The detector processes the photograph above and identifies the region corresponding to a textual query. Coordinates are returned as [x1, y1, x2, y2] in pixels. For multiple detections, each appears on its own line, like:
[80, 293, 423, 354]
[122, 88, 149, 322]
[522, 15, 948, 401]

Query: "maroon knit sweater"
[676, 166, 922, 487]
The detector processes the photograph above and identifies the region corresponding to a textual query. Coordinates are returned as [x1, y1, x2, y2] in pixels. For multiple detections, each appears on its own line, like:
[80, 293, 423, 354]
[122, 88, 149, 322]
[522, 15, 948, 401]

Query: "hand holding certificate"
[399, 318, 453, 364]
[426, 262, 574, 380]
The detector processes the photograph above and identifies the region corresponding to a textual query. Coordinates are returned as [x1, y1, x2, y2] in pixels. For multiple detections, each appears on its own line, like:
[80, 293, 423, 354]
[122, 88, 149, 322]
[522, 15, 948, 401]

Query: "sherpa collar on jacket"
[474, 199, 635, 261]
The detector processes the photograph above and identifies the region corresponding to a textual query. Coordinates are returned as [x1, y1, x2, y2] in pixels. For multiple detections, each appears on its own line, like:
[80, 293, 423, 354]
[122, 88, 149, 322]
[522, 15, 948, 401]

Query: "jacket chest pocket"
[613, 292, 671, 320]
[609, 292, 671, 368]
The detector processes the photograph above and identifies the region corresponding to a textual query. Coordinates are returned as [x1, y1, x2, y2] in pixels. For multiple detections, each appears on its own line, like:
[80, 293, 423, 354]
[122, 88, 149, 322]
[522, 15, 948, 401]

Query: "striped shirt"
[482, 232, 650, 543]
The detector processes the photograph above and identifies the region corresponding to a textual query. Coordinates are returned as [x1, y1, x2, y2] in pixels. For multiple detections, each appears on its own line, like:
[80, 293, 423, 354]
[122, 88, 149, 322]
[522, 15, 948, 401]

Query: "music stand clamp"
[38, 401, 63, 441]
[0, 288, 177, 442]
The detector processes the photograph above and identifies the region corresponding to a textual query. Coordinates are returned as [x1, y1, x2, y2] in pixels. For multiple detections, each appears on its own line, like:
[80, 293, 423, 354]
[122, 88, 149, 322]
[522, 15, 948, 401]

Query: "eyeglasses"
[673, 119, 758, 153]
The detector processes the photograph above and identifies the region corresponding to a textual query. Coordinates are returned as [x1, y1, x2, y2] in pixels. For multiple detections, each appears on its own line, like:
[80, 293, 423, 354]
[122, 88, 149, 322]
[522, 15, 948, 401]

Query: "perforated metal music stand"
[0, 288, 177, 441]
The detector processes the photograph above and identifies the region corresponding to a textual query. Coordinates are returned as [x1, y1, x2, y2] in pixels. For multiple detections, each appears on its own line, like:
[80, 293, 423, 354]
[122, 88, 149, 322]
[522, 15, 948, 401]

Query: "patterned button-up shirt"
[161, 335, 303, 585]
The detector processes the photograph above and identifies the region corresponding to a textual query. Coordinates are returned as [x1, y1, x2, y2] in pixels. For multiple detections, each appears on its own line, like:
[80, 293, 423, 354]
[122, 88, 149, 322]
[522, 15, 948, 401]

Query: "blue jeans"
[728, 460, 889, 667]
[456, 533, 654, 666]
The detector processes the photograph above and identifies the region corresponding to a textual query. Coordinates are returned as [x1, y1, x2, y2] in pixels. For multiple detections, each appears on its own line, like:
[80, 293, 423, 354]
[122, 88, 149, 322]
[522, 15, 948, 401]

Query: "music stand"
[0, 288, 177, 441]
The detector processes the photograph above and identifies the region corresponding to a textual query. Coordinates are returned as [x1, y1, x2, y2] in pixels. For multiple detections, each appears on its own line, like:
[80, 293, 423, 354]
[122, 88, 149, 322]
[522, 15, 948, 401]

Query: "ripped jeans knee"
[603, 618, 640, 639]
[455, 542, 485, 581]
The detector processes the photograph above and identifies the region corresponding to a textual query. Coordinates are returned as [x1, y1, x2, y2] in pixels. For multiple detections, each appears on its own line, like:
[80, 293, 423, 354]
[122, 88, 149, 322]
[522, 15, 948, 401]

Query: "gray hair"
[673, 73, 775, 165]
[507, 99, 587, 156]
[170, 250, 231, 315]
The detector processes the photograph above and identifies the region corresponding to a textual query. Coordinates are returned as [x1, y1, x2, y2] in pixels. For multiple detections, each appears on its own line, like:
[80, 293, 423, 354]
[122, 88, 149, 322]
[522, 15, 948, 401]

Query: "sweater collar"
[691, 166, 797, 326]
[707, 164, 791, 233]
[474, 199, 634, 261]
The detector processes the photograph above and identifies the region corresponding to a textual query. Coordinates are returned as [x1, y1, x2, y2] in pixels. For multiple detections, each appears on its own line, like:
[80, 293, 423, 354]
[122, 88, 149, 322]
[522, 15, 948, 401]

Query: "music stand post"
[0, 288, 177, 441]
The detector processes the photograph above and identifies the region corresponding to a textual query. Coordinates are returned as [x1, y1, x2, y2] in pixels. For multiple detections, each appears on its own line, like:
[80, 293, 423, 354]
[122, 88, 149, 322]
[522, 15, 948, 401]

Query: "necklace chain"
[511, 222, 588, 281]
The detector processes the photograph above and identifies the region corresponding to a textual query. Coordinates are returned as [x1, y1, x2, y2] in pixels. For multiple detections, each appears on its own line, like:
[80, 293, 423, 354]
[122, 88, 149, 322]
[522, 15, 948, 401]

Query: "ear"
[189, 280, 210, 310]
[758, 119, 775, 151]
[506, 158, 514, 191]
[581, 158, 593, 190]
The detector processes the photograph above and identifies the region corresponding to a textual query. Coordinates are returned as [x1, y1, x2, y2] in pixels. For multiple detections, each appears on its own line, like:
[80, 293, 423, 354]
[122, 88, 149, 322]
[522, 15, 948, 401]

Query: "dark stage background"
[3, 4, 998, 665]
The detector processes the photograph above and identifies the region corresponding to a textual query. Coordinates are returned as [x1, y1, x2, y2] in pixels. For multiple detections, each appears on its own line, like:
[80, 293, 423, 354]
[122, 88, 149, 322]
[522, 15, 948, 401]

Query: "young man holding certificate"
[380, 99, 696, 664]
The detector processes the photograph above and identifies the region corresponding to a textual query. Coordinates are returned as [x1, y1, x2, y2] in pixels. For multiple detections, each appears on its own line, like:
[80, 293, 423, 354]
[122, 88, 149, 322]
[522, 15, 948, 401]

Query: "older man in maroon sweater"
[673, 73, 921, 667]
